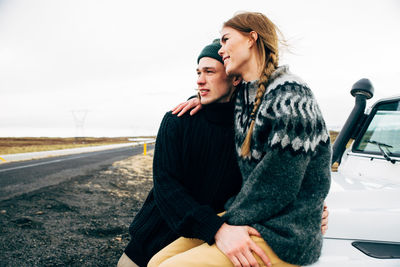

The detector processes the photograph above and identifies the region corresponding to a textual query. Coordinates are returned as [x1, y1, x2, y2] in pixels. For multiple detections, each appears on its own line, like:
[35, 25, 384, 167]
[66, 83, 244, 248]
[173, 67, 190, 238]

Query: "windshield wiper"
[367, 140, 396, 164]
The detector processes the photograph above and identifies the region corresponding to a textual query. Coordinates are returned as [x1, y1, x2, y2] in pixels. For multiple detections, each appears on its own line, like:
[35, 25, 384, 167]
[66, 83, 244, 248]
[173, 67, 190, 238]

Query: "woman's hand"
[215, 223, 271, 267]
[321, 203, 329, 235]
[172, 97, 202, 117]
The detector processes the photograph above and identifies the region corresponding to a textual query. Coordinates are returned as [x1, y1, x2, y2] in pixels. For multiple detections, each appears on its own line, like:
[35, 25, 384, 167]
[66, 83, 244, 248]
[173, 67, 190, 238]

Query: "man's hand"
[172, 97, 202, 117]
[215, 223, 271, 267]
[321, 203, 329, 235]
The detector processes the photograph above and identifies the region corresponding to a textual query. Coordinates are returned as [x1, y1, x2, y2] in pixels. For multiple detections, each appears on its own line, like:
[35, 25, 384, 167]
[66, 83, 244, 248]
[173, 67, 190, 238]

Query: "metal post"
[143, 143, 147, 155]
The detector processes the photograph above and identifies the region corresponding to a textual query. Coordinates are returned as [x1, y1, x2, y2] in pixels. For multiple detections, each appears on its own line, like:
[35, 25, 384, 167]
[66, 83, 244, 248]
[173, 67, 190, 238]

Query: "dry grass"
[329, 130, 339, 143]
[0, 137, 155, 155]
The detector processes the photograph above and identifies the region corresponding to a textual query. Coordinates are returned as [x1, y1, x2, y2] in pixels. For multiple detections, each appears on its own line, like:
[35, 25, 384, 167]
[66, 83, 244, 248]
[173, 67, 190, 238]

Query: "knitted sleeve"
[224, 83, 331, 225]
[152, 112, 225, 244]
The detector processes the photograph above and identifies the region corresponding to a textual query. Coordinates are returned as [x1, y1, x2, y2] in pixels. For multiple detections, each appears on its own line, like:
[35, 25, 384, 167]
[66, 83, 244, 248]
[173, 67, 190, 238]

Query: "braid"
[240, 53, 278, 157]
[223, 12, 282, 157]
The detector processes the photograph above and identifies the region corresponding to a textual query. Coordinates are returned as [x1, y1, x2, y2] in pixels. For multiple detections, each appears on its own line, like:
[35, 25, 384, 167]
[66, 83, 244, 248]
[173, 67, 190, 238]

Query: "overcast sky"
[1, 0, 399, 137]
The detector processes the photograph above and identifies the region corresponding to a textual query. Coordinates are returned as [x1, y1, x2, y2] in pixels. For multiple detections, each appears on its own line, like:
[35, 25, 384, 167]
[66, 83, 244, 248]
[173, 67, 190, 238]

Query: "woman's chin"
[225, 66, 233, 76]
[225, 65, 239, 77]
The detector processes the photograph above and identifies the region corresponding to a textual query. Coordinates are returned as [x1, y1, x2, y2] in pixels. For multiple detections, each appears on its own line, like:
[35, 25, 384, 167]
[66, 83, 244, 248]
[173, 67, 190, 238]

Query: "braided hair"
[223, 12, 281, 157]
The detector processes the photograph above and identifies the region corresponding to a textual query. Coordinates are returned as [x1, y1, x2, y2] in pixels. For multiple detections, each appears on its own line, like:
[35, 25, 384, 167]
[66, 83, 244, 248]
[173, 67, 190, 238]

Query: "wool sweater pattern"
[223, 66, 331, 265]
[125, 102, 242, 266]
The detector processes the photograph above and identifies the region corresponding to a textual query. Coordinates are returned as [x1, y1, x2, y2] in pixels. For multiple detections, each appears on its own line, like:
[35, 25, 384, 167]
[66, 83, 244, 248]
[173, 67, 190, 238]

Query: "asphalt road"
[0, 144, 154, 201]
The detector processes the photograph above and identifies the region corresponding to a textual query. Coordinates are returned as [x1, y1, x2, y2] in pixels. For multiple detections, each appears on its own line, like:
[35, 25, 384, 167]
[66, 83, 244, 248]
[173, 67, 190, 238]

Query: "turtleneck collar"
[240, 65, 291, 103]
[241, 80, 258, 104]
[202, 101, 234, 126]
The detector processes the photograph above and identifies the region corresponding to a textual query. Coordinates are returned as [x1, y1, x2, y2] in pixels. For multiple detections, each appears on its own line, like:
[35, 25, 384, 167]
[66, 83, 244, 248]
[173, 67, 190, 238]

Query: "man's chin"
[200, 99, 213, 105]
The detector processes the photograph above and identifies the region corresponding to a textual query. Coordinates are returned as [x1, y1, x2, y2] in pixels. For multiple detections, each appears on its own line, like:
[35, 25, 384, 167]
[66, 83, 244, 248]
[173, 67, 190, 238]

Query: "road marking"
[0, 156, 84, 173]
[0, 147, 138, 173]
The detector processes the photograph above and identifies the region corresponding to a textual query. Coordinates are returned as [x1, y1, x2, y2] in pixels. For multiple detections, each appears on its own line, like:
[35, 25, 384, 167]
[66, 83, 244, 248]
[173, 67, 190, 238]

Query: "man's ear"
[249, 31, 258, 47]
[232, 75, 242, 86]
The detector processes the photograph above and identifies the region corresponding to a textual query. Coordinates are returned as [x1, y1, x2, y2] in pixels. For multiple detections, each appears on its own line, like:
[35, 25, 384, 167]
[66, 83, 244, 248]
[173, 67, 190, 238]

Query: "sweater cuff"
[197, 214, 226, 245]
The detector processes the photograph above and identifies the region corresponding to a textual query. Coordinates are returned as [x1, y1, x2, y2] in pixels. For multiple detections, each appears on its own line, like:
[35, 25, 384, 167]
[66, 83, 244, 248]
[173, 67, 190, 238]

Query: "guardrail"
[128, 137, 156, 155]
[134, 139, 156, 155]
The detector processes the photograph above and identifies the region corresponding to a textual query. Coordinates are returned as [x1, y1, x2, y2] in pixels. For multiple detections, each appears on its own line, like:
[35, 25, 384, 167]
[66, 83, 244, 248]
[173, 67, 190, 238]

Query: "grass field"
[0, 137, 155, 155]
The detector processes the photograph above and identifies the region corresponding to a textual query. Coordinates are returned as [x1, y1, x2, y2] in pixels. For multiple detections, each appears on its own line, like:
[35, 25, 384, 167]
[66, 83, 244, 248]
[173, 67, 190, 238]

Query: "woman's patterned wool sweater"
[222, 66, 332, 266]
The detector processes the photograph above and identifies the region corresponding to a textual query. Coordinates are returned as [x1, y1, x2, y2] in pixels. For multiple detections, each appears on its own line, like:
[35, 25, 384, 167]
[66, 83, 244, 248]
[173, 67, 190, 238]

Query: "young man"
[118, 39, 268, 267]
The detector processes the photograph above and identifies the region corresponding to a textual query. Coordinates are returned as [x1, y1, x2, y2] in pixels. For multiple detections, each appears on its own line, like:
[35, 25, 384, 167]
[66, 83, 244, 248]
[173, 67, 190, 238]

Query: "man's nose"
[197, 73, 205, 84]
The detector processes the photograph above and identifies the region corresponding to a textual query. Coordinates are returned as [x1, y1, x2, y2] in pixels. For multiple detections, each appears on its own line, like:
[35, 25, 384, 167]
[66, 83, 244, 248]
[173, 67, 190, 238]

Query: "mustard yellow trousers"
[147, 235, 299, 267]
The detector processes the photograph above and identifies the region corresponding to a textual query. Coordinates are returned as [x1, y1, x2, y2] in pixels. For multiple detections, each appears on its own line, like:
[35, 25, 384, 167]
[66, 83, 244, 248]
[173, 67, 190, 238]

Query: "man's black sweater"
[124, 101, 242, 266]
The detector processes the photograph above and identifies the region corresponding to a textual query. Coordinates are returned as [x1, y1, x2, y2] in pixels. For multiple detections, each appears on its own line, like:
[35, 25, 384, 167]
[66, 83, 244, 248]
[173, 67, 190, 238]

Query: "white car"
[311, 79, 400, 266]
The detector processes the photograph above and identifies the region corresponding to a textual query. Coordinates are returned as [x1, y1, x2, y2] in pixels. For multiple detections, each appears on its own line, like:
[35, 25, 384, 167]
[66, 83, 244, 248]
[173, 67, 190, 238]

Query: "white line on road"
[0, 147, 134, 173]
[0, 155, 90, 173]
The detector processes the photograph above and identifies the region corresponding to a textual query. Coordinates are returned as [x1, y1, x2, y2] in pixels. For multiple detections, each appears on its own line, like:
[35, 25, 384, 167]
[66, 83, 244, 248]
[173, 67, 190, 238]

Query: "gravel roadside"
[0, 150, 154, 267]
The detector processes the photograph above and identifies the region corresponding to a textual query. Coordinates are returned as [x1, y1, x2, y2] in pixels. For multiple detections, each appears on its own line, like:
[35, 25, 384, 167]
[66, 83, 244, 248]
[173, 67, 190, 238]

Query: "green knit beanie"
[197, 39, 223, 64]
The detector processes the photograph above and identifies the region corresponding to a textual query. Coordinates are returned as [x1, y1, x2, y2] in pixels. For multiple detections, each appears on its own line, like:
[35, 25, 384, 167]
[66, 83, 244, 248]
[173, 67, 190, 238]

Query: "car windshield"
[354, 100, 400, 156]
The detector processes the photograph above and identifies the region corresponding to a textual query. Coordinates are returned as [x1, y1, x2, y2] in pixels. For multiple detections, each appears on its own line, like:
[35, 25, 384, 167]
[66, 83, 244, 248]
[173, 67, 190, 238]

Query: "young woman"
[149, 11, 331, 267]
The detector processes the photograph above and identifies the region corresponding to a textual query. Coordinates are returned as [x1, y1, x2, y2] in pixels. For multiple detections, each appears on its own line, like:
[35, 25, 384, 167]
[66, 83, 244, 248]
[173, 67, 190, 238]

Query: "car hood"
[324, 171, 400, 242]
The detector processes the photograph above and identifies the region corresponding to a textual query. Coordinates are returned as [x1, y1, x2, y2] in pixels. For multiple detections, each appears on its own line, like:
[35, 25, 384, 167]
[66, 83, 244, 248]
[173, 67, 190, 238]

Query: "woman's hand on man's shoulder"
[172, 97, 202, 117]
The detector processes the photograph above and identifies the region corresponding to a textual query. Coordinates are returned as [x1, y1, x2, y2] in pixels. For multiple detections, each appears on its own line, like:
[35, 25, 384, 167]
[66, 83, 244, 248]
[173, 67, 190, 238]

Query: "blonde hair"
[223, 12, 281, 157]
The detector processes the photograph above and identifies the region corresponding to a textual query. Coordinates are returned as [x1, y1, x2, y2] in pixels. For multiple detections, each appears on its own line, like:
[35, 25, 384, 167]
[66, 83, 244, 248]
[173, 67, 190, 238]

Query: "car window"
[354, 100, 400, 156]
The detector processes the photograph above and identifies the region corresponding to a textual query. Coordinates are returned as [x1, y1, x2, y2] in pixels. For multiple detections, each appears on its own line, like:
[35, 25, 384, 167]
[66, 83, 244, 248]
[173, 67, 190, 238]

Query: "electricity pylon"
[71, 109, 88, 138]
